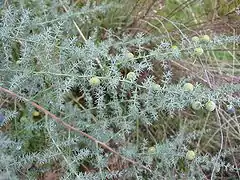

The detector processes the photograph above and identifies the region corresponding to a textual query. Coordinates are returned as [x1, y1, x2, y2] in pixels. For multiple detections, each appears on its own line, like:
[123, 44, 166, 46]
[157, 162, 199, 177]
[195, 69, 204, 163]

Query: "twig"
[61, 3, 86, 42]
[211, 109, 224, 180]
[0, 86, 152, 172]
[4, 0, 8, 7]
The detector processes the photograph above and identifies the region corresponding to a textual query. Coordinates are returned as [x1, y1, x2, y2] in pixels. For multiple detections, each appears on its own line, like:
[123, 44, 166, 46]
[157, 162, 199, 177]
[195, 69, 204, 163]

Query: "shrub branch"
[0, 86, 152, 172]
[60, 0, 104, 70]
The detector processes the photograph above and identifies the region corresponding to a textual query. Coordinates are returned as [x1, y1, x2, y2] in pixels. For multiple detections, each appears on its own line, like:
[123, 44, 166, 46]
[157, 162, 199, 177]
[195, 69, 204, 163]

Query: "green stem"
[136, 118, 139, 148]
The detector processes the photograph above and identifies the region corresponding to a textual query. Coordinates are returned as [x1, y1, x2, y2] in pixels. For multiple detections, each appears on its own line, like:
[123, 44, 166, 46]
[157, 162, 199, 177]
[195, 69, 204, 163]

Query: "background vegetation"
[0, 0, 239, 179]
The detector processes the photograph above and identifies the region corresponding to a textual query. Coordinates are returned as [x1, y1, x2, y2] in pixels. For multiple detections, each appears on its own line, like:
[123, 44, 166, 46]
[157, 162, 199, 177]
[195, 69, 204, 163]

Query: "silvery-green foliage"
[0, 1, 240, 179]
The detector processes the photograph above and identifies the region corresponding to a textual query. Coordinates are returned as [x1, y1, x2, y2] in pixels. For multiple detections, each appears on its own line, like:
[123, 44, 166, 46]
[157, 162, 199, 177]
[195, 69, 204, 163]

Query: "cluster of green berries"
[89, 72, 137, 88]
[192, 100, 235, 113]
[147, 146, 197, 161]
[191, 100, 216, 111]
[166, 35, 211, 57]
[89, 53, 137, 87]
[191, 35, 211, 56]
[171, 44, 204, 56]
[191, 35, 210, 43]
[171, 35, 211, 57]
[183, 83, 216, 111]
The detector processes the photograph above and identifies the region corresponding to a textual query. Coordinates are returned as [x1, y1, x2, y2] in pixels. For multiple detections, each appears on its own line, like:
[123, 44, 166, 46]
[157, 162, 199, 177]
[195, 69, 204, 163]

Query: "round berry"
[205, 101, 216, 112]
[191, 101, 202, 110]
[186, 150, 196, 160]
[226, 105, 235, 114]
[148, 146, 156, 153]
[16, 60, 22, 65]
[126, 72, 136, 81]
[171, 45, 178, 50]
[183, 83, 194, 92]
[201, 35, 210, 42]
[126, 52, 134, 59]
[194, 47, 204, 56]
[89, 76, 101, 86]
[191, 36, 199, 43]
[152, 83, 161, 91]
[32, 111, 40, 117]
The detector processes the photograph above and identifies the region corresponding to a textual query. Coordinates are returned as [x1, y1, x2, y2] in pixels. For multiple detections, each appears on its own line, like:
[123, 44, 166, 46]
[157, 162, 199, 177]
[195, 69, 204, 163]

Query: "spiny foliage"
[0, 1, 239, 179]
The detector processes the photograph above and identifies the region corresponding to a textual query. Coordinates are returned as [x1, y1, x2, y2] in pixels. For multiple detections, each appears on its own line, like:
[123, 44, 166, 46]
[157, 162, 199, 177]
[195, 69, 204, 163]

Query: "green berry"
[191, 101, 202, 110]
[148, 146, 156, 153]
[16, 60, 22, 65]
[183, 83, 194, 92]
[194, 47, 204, 56]
[126, 52, 134, 59]
[126, 72, 136, 81]
[191, 36, 199, 43]
[89, 76, 101, 86]
[32, 111, 40, 117]
[171, 45, 178, 50]
[152, 83, 161, 91]
[205, 101, 216, 112]
[201, 35, 210, 42]
[186, 150, 196, 160]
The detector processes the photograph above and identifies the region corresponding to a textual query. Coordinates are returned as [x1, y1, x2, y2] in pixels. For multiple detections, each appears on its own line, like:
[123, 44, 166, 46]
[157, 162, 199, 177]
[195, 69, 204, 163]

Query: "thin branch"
[211, 109, 224, 180]
[0, 86, 151, 172]
[61, 3, 87, 42]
